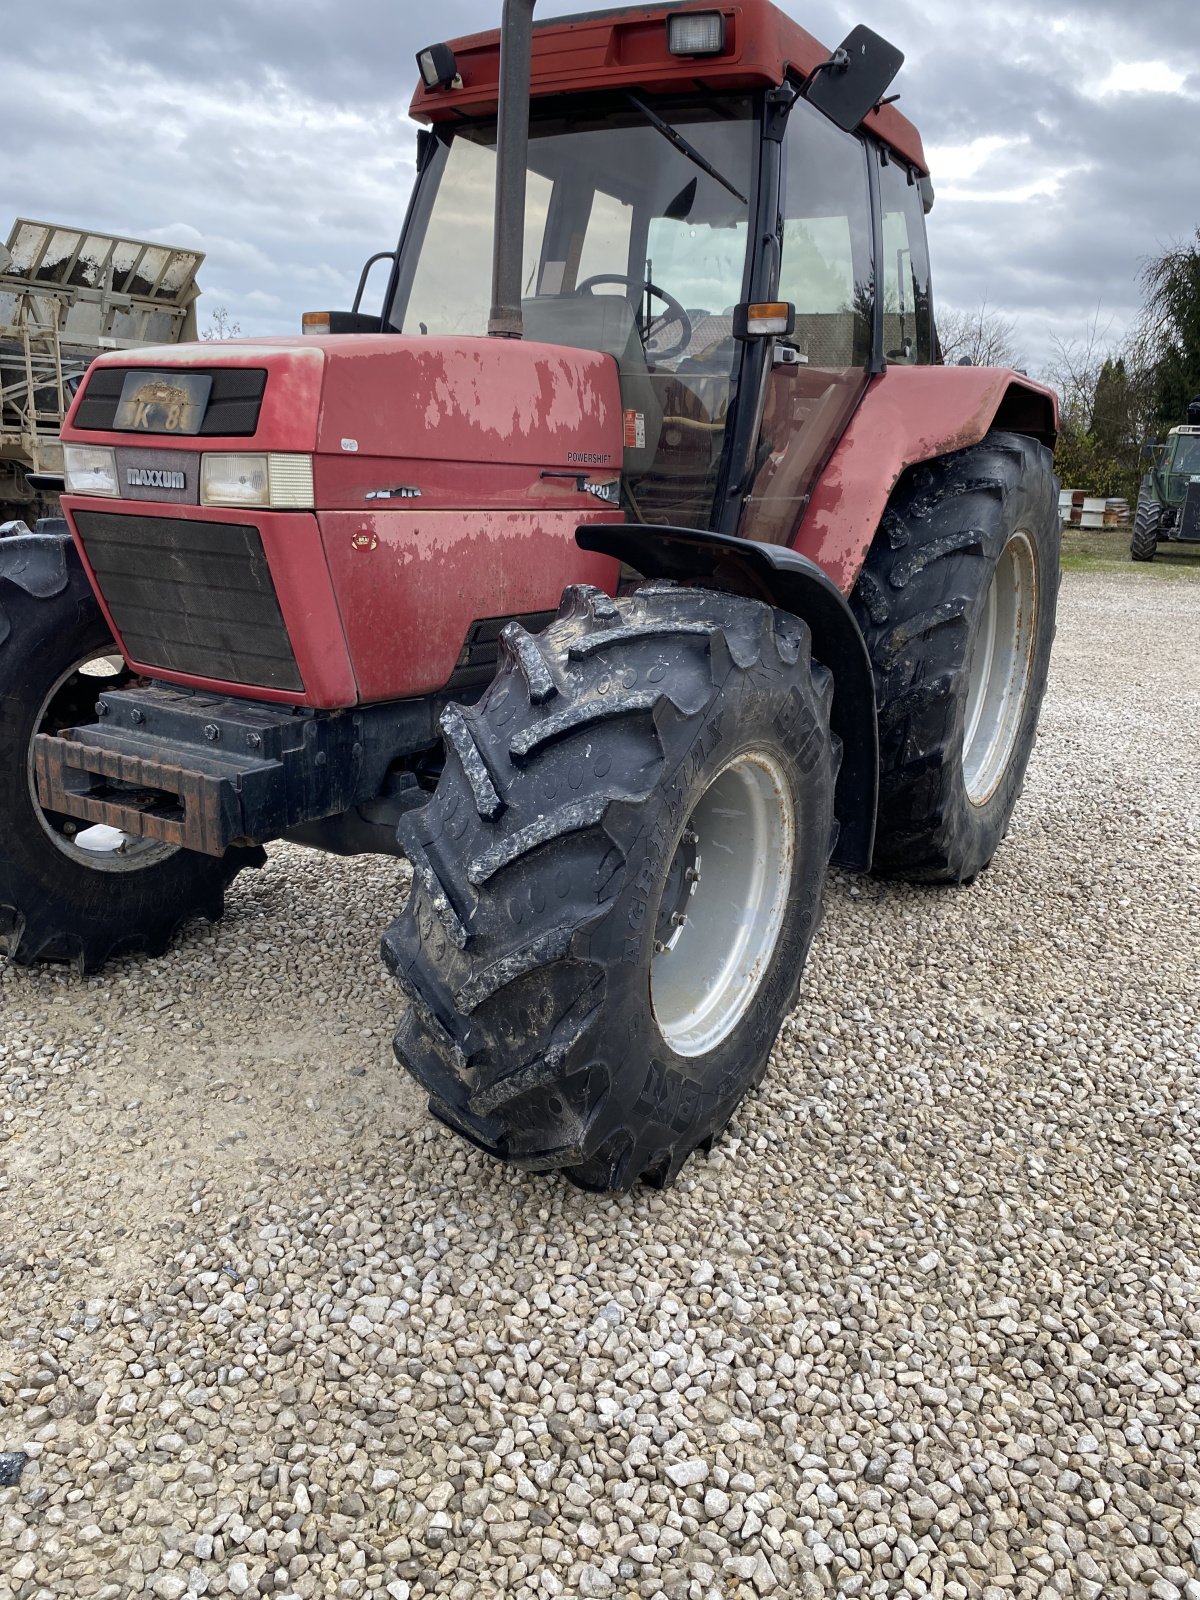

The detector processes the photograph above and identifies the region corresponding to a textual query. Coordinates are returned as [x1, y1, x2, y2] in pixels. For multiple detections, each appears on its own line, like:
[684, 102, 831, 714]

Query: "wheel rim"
[27, 652, 176, 872]
[962, 531, 1039, 807]
[650, 750, 794, 1058]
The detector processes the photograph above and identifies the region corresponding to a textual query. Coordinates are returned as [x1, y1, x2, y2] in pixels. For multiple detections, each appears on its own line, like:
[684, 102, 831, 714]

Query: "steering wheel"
[574, 273, 693, 360]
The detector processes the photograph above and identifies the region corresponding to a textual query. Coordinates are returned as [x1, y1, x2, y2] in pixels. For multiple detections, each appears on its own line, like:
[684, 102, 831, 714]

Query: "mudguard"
[576, 522, 877, 871]
[0, 533, 76, 646]
[792, 366, 1059, 592]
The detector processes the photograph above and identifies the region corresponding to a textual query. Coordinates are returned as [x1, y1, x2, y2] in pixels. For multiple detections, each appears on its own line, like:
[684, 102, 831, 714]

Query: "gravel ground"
[2, 569, 1198, 1600]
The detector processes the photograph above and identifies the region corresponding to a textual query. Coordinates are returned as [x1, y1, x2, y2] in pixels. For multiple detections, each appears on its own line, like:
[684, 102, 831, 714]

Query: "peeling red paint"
[321, 508, 621, 703]
[316, 336, 621, 467]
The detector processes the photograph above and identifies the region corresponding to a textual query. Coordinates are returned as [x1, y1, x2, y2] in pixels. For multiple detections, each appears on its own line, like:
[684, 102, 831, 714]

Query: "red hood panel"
[65, 333, 624, 480]
[312, 334, 622, 470]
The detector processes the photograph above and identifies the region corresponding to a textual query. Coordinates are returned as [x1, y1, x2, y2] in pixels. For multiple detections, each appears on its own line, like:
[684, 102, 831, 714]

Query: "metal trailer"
[0, 219, 204, 522]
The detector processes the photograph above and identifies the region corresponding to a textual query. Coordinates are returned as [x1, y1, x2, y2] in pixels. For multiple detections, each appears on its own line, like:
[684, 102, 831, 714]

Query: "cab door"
[739, 97, 875, 545]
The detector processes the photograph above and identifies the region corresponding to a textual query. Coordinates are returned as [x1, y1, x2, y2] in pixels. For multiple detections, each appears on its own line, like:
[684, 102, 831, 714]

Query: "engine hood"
[65, 333, 624, 479]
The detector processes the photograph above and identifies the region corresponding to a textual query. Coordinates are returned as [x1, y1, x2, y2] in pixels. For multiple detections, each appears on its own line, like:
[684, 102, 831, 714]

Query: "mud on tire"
[382, 582, 839, 1193]
[0, 542, 262, 973]
[850, 430, 1060, 883]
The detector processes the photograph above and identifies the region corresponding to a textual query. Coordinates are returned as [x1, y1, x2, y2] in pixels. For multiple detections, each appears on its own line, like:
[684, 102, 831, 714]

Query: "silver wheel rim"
[27, 652, 176, 872]
[962, 531, 1038, 807]
[651, 750, 794, 1058]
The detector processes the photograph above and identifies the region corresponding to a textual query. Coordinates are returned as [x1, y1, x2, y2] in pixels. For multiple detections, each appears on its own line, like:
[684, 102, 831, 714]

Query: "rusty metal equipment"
[0, 219, 203, 521]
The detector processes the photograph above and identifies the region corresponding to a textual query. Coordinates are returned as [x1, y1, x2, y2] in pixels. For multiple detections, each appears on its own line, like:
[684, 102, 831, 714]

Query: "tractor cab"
[1161, 428, 1200, 493]
[364, 1, 933, 537]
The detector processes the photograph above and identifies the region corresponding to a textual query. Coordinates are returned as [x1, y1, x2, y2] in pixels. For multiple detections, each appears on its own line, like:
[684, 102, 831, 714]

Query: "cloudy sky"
[12, 0, 1199, 374]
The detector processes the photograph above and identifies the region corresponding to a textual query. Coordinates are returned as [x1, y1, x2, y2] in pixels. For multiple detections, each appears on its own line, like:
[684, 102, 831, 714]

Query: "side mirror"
[804, 24, 904, 134]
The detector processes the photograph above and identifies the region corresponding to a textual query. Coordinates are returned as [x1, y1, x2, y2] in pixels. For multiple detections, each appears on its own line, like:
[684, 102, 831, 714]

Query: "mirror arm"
[806, 47, 850, 86]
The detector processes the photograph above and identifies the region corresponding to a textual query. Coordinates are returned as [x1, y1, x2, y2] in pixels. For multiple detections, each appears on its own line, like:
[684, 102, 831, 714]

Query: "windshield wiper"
[624, 92, 748, 206]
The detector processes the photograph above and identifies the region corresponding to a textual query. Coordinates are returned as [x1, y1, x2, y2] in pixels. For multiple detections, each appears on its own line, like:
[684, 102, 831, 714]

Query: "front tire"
[1130, 496, 1161, 561]
[0, 555, 263, 973]
[382, 582, 838, 1192]
[851, 431, 1060, 883]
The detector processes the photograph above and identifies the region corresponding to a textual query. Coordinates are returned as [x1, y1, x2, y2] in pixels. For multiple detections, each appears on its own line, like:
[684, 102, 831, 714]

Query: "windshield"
[389, 96, 757, 528]
[1167, 433, 1200, 480]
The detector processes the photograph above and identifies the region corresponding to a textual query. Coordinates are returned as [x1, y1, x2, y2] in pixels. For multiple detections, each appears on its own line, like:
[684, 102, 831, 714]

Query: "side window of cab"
[739, 98, 875, 548]
[778, 96, 874, 372]
[877, 149, 934, 365]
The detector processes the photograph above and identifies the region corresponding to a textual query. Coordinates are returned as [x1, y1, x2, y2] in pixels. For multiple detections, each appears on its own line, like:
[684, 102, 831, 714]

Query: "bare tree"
[936, 299, 1023, 368]
[1039, 305, 1159, 502]
[201, 305, 241, 341]
[1040, 305, 1116, 433]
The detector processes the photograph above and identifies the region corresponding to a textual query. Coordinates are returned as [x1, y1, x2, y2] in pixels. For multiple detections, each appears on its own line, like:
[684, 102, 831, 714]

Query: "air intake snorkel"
[488, 0, 537, 338]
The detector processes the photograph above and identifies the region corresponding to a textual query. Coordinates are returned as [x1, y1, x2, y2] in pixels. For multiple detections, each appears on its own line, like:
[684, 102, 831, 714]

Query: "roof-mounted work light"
[666, 12, 727, 56]
[417, 42, 460, 90]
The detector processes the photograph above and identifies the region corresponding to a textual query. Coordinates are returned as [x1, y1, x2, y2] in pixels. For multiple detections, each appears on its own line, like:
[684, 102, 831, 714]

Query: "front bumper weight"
[33, 684, 365, 857]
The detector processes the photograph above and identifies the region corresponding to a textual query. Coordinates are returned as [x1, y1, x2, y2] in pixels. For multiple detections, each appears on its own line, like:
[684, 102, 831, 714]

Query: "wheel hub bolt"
[670, 912, 688, 928]
[95, 700, 107, 716]
[204, 724, 220, 742]
[130, 708, 145, 724]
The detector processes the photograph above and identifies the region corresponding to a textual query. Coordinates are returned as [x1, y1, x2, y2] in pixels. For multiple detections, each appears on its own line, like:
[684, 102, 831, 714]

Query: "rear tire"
[1130, 496, 1161, 561]
[851, 431, 1060, 883]
[382, 582, 838, 1192]
[0, 558, 263, 973]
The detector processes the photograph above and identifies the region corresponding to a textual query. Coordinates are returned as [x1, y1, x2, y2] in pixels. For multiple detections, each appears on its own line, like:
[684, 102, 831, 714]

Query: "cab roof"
[410, 0, 928, 174]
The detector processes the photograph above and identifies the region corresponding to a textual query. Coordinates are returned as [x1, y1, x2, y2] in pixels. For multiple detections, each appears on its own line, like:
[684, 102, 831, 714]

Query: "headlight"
[200, 453, 314, 509]
[63, 445, 118, 497]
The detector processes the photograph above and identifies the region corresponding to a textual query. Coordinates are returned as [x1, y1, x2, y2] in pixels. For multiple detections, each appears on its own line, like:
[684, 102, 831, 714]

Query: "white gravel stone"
[1, 570, 1198, 1600]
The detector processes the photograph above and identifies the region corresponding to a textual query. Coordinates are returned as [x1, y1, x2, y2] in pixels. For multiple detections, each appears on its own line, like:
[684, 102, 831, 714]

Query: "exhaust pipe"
[488, 0, 536, 338]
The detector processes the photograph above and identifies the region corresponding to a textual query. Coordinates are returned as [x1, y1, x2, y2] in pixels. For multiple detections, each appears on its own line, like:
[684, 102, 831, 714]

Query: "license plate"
[114, 369, 212, 435]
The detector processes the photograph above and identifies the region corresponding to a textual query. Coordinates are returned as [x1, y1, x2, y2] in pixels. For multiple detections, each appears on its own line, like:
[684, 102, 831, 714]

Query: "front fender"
[576, 523, 877, 871]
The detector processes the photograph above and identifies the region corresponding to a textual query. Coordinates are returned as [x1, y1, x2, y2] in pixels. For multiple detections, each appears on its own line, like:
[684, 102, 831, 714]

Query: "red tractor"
[0, 1, 1059, 1191]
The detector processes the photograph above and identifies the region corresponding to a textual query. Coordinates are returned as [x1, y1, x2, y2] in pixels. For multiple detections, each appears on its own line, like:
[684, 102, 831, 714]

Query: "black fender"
[577, 523, 877, 871]
[0, 532, 77, 647]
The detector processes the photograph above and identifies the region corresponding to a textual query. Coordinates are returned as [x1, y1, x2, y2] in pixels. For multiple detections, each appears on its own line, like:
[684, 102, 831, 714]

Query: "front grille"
[73, 367, 267, 436]
[1182, 482, 1200, 541]
[73, 511, 303, 692]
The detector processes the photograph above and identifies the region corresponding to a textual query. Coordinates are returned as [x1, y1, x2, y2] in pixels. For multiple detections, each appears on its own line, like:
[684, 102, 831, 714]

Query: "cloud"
[10, 0, 1199, 374]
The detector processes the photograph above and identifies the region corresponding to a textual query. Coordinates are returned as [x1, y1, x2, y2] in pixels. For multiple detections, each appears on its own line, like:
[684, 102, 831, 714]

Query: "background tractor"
[0, 0, 1060, 1192]
[1131, 398, 1200, 560]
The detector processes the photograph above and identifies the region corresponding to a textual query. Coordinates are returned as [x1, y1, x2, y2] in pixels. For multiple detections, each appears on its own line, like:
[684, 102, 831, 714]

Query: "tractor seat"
[522, 295, 663, 475]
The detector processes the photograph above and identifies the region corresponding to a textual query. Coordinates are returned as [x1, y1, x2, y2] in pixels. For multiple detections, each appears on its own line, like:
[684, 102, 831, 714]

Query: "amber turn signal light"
[733, 302, 796, 339]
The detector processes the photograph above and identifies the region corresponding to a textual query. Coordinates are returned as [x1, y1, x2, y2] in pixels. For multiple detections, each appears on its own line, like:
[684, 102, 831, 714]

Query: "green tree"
[1089, 356, 1127, 452]
[1137, 230, 1200, 430]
